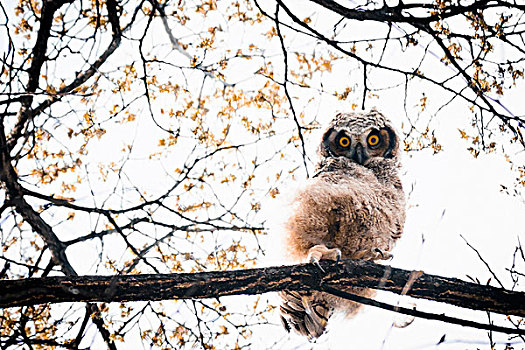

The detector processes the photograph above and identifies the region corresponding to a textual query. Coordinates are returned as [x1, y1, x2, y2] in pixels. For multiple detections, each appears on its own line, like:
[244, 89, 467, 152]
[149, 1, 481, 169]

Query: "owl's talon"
[373, 248, 392, 260]
[310, 258, 326, 273]
[307, 245, 341, 272]
[334, 248, 342, 263]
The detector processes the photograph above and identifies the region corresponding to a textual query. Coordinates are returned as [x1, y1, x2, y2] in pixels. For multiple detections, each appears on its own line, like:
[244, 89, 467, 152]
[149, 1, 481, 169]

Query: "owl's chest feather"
[286, 169, 405, 259]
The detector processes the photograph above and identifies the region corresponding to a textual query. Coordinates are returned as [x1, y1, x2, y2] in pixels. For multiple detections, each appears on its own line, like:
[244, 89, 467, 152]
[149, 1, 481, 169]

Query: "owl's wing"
[279, 290, 333, 340]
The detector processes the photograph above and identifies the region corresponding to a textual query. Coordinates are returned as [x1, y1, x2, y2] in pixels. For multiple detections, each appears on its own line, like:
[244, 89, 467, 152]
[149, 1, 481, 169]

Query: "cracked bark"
[1, 259, 524, 321]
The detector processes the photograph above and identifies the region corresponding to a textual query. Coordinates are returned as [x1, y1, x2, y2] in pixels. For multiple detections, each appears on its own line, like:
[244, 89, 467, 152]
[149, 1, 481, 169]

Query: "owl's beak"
[352, 143, 367, 165]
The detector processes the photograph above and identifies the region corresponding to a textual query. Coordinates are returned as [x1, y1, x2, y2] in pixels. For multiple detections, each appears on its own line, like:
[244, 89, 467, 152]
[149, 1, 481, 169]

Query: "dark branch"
[274, 4, 310, 178]
[6, 0, 75, 151]
[2, 259, 525, 335]
[321, 284, 523, 336]
[307, 0, 525, 24]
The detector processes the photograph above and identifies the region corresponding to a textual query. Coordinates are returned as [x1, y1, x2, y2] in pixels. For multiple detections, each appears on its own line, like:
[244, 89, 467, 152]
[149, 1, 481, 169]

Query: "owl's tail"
[279, 290, 333, 340]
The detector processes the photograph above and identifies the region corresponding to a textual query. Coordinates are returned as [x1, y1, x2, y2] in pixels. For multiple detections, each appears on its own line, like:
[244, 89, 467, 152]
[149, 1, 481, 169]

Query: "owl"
[279, 108, 406, 340]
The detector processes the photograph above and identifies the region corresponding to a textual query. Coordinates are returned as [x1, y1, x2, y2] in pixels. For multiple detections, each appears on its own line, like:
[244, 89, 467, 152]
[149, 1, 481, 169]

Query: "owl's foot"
[373, 248, 393, 260]
[307, 245, 342, 272]
[354, 247, 392, 261]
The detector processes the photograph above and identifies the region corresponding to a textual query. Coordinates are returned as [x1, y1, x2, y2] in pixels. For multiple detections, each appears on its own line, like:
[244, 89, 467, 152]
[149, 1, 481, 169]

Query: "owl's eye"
[367, 133, 381, 148]
[338, 136, 351, 148]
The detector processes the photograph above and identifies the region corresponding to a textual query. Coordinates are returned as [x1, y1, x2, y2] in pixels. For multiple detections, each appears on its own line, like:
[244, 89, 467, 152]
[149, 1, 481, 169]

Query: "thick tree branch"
[6, 0, 74, 151]
[2, 259, 525, 333]
[0, 122, 75, 275]
[7, 0, 123, 152]
[307, 0, 525, 24]
[1, 104, 117, 350]
[0, 3, 124, 345]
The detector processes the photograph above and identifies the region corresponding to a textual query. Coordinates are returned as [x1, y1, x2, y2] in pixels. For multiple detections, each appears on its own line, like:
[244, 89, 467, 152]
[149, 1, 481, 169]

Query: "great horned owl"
[279, 109, 406, 339]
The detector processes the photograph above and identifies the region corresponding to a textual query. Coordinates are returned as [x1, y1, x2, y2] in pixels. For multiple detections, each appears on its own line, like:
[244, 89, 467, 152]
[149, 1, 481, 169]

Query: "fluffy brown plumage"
[280, 109, 406, 340]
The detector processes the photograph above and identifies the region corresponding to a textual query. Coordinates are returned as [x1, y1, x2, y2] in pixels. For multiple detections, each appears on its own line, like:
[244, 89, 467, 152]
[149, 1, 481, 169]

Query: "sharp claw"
[374, 248, 385, 259]
[372, 248, 393, 260]
[307, 245, 341, 271]
[311, 258, 326, 273]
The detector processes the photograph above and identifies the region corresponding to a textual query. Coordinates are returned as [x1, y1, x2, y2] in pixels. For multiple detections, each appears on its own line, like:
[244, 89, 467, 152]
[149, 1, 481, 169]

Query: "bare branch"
[2, 259, 525, 336]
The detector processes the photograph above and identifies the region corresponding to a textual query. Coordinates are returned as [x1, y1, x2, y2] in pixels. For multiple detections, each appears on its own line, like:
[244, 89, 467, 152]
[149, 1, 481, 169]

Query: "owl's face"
[319, 109, 399, 166]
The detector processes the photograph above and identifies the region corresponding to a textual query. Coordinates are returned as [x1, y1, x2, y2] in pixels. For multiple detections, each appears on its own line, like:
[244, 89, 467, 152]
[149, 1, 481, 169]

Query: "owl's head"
[319, 108, 399, 166]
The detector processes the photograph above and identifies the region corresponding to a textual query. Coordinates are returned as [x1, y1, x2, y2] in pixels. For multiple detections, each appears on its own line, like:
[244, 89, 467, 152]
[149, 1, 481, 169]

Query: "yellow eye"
[339, 136, 350, 148]
[367, 134, 380, 147]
